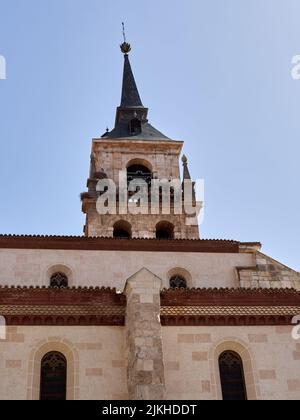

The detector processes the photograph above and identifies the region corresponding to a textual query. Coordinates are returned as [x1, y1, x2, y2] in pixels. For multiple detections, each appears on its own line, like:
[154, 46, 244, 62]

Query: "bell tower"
[81, 36, 200, 240]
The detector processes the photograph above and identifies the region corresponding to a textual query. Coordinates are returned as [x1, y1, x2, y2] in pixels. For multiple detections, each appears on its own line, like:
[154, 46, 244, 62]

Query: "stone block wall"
[0, 248, 253, 290]
[0, 326, 127, 400]
[237, 252, 300, 290]
[1, 324, 300, 400]
[86, 208, 199, 239]
[162, 325, 300, 400]
[92, 139, 183, 183]
[82, 138, 200, 239]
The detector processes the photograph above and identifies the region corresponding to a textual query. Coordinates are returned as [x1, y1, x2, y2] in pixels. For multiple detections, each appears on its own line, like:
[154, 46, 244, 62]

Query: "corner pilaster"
[124, 268, 165, 400]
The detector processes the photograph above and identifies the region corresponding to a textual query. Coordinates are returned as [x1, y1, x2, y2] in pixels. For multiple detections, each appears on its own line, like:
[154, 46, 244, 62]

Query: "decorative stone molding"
[239, 243, 262, 253]
[161, 314, 294, 326]
[1, 286, 299, 326]
[0, 286, 126, 326]
[160, 287, 300, 326]
[124, 268, 165, 400]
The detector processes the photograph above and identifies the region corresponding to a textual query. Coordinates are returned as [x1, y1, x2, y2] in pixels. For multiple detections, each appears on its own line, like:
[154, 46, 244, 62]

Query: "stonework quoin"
[124, 268, 165, 400]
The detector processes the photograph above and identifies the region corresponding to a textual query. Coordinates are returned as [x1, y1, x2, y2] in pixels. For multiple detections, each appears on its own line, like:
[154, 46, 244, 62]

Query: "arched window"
[50, 272, 68, 289]
[127, 164, 152, 186]
[170, 275, 187, 289]
[40, 352, 67, 400]
[113, 220, 132, 239]
[219, 351, 247, 400]
[156, 221, 174, 240]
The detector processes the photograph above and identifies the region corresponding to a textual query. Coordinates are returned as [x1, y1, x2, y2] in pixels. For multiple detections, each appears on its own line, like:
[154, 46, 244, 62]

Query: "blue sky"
[0, 0, 299, 269]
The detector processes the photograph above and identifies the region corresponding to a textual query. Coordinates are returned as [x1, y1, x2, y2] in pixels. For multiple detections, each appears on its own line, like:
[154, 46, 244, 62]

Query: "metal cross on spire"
[120, 22, 131, 54]
[122, 22, 126, 43]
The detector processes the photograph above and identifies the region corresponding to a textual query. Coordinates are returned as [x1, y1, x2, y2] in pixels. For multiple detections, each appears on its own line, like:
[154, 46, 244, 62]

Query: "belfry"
[81, 38, 200, 240]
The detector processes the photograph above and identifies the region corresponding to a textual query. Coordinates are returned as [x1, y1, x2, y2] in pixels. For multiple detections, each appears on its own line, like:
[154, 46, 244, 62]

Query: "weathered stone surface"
[82, 139, 200, 239]
[124, 268, 165, 400]
[237, 252, 300, 290]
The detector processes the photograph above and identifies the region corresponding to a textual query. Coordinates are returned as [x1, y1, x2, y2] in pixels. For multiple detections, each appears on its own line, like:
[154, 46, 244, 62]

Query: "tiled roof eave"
[0, 235, 261, 253]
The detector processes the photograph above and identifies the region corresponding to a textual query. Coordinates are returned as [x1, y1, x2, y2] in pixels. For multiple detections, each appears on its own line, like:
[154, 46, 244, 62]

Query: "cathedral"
[0, 38, 300, 401]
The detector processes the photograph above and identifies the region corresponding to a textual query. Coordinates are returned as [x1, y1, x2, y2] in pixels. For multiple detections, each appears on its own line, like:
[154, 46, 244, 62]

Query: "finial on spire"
[182, 155, 191, 180]
[120, 22, 131, 54]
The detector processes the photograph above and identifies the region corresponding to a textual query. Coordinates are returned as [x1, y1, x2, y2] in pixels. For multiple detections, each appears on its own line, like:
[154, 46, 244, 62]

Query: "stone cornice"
[0, 305, 125, 326]
[93, 138, 184, 147]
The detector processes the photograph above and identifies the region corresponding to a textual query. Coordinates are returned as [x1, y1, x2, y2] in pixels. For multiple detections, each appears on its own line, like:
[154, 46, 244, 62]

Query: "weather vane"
[120, 22, 131, 55]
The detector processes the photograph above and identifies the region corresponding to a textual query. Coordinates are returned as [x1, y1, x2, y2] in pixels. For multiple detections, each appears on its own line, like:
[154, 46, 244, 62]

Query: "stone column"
[124, 268, 165, 400]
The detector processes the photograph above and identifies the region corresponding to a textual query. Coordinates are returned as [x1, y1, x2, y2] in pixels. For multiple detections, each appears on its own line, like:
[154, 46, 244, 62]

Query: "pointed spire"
[119, 23, 143, 108]
[120, 54, 143, 108]
[182, 155, 191, 180]
[120, 55, 143, 107]
[102, 25, 170, 140]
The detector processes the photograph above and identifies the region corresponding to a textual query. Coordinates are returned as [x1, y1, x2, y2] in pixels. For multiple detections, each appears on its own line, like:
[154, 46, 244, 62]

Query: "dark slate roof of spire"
[121, 54, 143, 107]
[102, 44, 171, 140]
[102, 121, 170, 140]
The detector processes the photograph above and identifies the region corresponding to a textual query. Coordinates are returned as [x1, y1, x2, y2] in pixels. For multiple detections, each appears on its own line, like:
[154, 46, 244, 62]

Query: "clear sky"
[0, 0, 299, 270]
